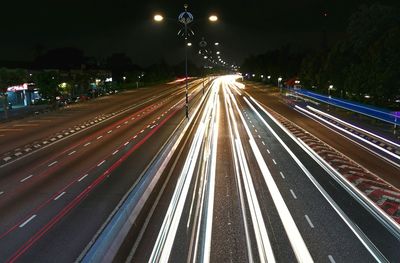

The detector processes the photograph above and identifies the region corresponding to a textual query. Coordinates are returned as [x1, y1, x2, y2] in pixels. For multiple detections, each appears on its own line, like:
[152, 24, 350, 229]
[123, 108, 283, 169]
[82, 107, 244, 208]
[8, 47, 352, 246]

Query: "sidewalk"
[0, 104, 52, 123]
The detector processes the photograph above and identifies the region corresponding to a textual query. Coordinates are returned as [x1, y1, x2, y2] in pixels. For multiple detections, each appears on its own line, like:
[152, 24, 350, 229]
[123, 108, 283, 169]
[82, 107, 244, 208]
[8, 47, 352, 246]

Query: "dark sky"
[0, 0, 397, 66]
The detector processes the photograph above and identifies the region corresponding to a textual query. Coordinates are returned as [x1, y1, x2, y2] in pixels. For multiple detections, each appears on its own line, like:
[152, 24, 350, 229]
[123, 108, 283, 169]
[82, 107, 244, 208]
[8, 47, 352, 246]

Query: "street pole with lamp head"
[199, 37, 208, 95]
[178, 4, 194, 119]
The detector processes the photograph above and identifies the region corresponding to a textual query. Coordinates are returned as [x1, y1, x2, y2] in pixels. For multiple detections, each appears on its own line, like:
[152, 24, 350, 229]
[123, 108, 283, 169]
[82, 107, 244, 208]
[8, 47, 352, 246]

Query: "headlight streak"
[246, 96, 389, 262]
[223, 82, 276, 263]
[294, 106, 400, 169]
[226, 80, 314, 262]
[149, 79, 220, 263]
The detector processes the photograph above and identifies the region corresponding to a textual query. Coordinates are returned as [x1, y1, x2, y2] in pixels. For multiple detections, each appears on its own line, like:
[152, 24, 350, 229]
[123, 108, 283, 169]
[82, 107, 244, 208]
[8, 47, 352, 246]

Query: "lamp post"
[199, 37, 208, 95]
[178, 4, 194, 119]
[278, 77, 283, 93]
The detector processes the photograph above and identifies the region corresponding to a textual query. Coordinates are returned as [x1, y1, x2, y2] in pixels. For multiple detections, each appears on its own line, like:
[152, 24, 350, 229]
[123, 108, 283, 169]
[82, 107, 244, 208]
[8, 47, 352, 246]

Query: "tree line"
[241, 3, 400, 109]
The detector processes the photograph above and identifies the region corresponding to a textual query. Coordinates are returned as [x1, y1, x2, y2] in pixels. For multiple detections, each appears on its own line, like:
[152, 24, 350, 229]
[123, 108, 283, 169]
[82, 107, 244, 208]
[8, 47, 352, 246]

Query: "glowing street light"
[187, 42, 192, 46]
[154, 14, 164, 22]
[214, 42, 219, 46]
[209, 15, 218, 22]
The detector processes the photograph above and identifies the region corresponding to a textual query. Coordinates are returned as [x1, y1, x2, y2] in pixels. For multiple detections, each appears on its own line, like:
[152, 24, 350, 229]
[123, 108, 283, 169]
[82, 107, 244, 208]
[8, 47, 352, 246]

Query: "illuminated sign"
[7, 83, 28, 92]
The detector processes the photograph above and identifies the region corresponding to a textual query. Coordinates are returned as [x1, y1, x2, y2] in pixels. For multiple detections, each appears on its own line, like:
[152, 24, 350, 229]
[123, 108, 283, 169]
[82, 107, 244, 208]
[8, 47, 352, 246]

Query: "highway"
[0, 78, 209, 262]
[1, 76, 399, 262]
[126, 76, 399, 262]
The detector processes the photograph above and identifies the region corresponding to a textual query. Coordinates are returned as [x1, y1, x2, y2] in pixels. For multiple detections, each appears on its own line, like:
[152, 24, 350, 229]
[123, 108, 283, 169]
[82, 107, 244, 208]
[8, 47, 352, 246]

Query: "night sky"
[0, 0, 397, 66]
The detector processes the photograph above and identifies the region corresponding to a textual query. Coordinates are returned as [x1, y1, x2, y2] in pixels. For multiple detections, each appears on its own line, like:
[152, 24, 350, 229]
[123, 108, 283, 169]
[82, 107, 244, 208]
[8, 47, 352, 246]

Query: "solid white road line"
[305, 215, 315, 228]
[19, 215, 36, 228]
[234, 93, 313, 262]
[54, 192, 66, 200]
[20, 174, 34, 182]
[248, 96, 387, 261]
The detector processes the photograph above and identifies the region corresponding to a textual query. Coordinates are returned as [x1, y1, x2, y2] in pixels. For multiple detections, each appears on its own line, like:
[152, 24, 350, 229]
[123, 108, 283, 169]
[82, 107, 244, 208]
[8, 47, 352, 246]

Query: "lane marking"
[54, 192, 66, 200]
[97, 160, 106, 167]
[0, 129, 23, 132]
[305, 215, 314, 228]
[280, 172, 285, 179]
[124, 142, 129, 146]
[267, 149, 270, 154]
[112, 150, 119, 155]
[19, 215, 36, 228]
[258, 135, 261, 138]
[84, 142, 91, 147]
[20, 175, 33, 183]
[108, 130, 112, 134]
[328, 255, 336, 263]
[0, 191, 4, 196]
[68, 150, 76, 156]
[140, 130, 144, 133]
[272, 159, 277, 165]
[48, 161, 58, 167]
[97, 136, 103, 140]
[13, 124, 39, 127]
[117, 125, 121, 129]
[78, 174, 89, 182]
[290, 189, 298, 199]
[248, 96, 389, 262]
[262, 141, 265, 145]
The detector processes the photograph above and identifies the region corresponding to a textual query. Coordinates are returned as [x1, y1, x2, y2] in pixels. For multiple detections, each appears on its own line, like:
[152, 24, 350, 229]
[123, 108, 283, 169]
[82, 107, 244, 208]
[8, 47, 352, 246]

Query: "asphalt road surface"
[1, 76, 399, 263]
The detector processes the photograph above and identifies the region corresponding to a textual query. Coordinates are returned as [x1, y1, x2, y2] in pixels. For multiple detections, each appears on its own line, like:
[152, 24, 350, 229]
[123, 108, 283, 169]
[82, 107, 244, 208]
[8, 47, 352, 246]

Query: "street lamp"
[209, 15, 218, 22]
[178, 4, 194, 119]
[328, 84, 334, 98]
[154, 14, 164, 22]
[214, 42, 219, 46]
[278, 77, 283, 92]
[187, 42, 192, 46]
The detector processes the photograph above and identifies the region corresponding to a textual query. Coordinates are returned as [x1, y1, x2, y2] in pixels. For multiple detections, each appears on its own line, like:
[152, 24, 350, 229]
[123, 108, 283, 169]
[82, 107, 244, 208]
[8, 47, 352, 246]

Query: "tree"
[34, 71, 60, 108]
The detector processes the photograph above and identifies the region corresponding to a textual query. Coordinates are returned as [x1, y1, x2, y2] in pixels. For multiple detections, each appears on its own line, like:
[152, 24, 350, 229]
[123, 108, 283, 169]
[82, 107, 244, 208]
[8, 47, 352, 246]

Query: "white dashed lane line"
[140, 130, 144, 133]
[258, 135, 261, 139]
[290, 189, 297, 199]
[78, 174, 89, 182]
[262, 141, 265, 146]
[48, 161, 58, 167]
[68, 150, 76, 156]
[0, 191, 4, 196]
[20, 175, 34, 183]
[97, 136, 103, 140]
[305, 215, 315, 228]
[97, 160, 106, 167]
[117, 125, 121, 129]
[124, 142, 129, 146]
[54, 192, 66, 201]
[272, 159, 277, 165]
[19, 215, 36, 228]
[328, 255, 336, 263]
[112, 150, 119, 155]
[84, 142, 91, 147]
[280, 172, 285, 179]
[108, 130, 112, 134]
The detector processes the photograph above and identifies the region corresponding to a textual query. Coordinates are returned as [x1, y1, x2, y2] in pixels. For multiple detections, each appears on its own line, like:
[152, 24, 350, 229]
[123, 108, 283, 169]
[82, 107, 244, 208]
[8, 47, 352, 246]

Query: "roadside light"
[154, 14, 164, 22]
[209, 15, 218, 22]
[214, 42, 219, 46]
[187, 42, 192, 46]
